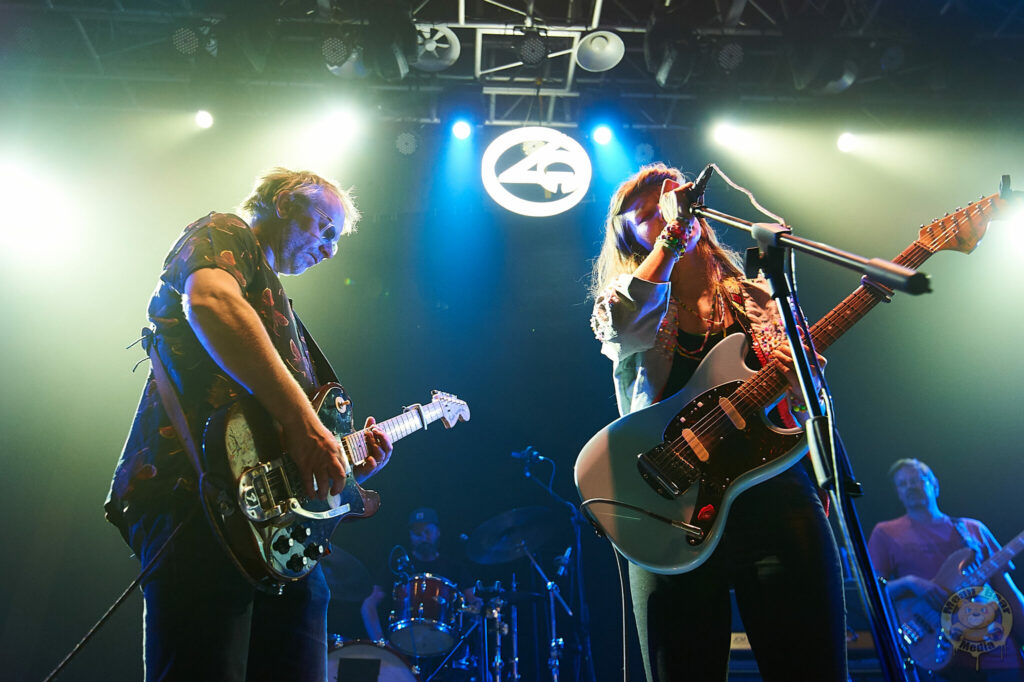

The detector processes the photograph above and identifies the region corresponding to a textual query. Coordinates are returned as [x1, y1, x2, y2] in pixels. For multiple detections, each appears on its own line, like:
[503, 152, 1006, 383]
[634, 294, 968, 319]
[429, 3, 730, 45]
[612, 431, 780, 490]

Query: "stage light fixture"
[452, 120, 472, 140]
[322, 35, 350, 68]
[195, 110, 214, 129]
[395, 131, 419, 156]
[519, 28, 548, 67]
[717, 42, 744, 72]
[634, 142, 655, 164]
[171, 23, 217, 59]
[712, 122, 749, 149]
[837, 132, 859, 152]
[592, 125, 613, 145]
[574, 31, 625, 72]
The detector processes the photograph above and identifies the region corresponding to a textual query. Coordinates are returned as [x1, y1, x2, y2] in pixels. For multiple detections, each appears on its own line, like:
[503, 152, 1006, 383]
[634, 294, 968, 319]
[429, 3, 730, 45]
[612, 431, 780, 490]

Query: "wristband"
[656, 220, 687, 255]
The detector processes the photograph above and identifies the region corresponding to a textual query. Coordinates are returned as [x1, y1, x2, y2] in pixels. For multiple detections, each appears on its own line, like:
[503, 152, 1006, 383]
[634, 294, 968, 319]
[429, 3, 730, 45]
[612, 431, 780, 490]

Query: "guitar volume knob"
[291, 526, 312, 542]
[272, 536, 294, 554]
[304, 543, 325, 560]
[286, 554, 308, 572]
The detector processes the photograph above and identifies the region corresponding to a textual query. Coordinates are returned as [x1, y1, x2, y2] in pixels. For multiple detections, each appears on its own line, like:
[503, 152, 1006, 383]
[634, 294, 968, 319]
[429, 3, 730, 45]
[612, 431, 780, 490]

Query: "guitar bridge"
[637, 447, 698, 500]
[238, 460, 292, 522]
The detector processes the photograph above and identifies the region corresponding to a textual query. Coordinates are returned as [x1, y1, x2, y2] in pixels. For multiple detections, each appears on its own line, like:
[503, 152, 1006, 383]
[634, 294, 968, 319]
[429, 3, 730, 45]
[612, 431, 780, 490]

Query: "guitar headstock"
[916, 193, 1005, 255]
[430, 390, 470, 428]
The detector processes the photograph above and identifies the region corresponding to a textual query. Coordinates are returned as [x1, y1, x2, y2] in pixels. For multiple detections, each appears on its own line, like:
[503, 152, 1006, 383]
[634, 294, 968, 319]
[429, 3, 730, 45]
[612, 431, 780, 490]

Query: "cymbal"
[319, 545, 372, 602]
[466, 506, 556, 565]
[501, 590, 543, 605]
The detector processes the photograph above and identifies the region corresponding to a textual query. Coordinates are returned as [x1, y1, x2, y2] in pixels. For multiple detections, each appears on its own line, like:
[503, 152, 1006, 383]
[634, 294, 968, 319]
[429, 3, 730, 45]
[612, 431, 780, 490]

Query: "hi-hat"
[574, 31, 625, 72]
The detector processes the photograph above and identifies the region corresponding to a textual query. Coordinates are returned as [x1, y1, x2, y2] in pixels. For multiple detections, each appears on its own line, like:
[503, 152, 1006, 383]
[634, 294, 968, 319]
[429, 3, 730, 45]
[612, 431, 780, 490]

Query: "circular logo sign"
[481, 126, 592, 217]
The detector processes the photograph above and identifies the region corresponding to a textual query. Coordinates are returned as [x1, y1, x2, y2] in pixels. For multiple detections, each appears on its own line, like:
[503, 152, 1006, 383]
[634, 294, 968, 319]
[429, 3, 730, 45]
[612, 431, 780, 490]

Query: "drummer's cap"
[408, 507, 439, 528]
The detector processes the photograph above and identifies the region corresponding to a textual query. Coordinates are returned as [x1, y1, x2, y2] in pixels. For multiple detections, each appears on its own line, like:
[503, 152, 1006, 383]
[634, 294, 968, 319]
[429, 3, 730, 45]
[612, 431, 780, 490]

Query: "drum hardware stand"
[520, 450, 597, 682]
[519, 541, 572, 681]
[422, 618, 482, 682]
[510, 573, 521, 682]
[488, 595, 508, 681]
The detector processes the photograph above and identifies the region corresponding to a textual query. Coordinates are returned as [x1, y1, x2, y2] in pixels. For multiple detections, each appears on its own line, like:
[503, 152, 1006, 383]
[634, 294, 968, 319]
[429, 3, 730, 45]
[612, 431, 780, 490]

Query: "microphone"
[511, 446, 546, 462]
[554, 546, 573, 577]
[686, 163, 714, 203]
[391, 545, 413, 578]
[660, 163, 714, 225]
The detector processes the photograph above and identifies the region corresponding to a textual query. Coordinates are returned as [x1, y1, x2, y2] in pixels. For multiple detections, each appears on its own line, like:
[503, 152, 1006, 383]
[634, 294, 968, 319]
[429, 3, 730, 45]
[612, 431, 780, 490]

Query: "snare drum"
[327, 638, 418, 682]
[389, 573, 462, 657]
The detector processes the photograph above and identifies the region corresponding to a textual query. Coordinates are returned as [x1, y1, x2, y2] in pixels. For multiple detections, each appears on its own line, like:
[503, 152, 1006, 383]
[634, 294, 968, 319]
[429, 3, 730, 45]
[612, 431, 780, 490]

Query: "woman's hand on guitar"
[772, 341, 827, 400]
[282, 409, 348, 500]
[354, 416, 393, 483]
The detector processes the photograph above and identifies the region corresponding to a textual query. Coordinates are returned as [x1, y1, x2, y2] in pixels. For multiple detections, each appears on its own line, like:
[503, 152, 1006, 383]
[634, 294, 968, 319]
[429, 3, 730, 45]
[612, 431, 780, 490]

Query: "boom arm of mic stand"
[692, 206, 931, 295]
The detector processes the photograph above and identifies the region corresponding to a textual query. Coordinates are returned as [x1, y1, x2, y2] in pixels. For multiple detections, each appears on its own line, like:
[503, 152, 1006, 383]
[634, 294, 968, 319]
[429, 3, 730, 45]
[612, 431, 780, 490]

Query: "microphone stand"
[521, 453, 598, 682]
[689, 202, 924, 682]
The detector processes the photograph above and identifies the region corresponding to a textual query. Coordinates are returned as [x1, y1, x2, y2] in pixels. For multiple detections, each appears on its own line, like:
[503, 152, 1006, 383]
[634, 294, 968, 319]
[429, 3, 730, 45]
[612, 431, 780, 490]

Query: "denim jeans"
[628, 463, 848, 681]
[127, 495, 330, 682]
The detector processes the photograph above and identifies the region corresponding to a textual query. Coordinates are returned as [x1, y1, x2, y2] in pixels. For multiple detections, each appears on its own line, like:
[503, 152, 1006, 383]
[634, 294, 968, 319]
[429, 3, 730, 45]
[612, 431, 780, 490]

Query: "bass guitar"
[575, 193, 1005, 574]
[897, 527, 1024, 671]
[201, 385, 470, 592]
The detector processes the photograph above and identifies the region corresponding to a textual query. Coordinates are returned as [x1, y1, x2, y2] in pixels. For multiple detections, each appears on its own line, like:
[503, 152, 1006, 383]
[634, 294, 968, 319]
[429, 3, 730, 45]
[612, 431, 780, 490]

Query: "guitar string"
[649, 199, 992, 478]
[659, 212, 966, 468]
[657, 201, 987, 469]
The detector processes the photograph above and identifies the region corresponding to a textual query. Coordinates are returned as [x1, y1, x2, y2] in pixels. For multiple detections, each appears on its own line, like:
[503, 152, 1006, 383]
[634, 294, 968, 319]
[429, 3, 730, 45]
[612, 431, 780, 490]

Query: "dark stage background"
[1, 103, 1022, 681]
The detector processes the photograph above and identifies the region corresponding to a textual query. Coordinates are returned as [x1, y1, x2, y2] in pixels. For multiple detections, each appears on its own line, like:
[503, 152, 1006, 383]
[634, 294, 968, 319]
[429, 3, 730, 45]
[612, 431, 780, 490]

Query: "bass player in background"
[105, 168, 394, 682]
[588, 163, 847, 681]
[869, 458, 1024, 680]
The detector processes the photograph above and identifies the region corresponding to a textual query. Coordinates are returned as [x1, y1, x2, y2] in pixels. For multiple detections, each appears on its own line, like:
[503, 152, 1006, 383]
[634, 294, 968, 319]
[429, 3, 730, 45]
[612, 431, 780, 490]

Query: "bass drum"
[327, 637, 419, 682]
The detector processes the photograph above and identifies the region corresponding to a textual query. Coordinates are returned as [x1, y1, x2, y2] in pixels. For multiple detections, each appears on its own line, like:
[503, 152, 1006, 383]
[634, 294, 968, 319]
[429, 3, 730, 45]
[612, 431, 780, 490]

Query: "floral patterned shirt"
[105, 212, 318, 534]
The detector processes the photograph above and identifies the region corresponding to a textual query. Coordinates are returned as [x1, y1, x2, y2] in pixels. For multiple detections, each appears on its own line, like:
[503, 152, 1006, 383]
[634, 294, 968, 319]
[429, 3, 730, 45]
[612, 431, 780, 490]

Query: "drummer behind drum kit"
[325, 507, 571, 682]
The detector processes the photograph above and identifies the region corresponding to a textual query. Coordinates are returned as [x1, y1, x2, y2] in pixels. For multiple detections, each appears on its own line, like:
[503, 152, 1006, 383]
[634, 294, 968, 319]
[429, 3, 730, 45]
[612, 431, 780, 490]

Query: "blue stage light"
[452, 120, 472, 139]
[593, 125, 613, 145]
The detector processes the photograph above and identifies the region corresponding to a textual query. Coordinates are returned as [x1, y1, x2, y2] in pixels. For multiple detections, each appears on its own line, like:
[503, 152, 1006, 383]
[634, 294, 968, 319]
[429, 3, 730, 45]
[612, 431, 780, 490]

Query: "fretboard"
[727, 238, 935, 414]
[962, 529, 1024, 589]
[340, 402, 445, 466]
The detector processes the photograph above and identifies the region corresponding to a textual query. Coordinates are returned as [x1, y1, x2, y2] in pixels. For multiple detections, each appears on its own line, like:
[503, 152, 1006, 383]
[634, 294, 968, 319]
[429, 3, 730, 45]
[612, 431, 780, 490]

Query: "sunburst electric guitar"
[896, 528, 1024, 671]
[576, 194, 1005, 575]
[201, 385, 470, 591]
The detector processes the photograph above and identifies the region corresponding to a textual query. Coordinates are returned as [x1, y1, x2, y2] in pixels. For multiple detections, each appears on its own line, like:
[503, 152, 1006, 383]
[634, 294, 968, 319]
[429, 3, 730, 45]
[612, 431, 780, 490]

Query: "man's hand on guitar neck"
[280, 407, 349, 499]
[352, 416, 393, 484]
[887, 575, 947, 610]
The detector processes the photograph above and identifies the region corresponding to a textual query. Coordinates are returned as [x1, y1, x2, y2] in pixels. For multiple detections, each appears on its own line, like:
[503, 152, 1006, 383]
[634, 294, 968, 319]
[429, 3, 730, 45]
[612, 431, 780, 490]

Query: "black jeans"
[127, 493, 330, 682]
[628, 464, 848, 681]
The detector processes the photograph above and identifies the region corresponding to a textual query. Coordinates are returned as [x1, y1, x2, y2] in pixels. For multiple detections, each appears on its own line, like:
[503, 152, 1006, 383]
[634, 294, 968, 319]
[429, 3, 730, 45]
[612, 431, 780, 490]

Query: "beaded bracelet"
[656, 220, 687, 255]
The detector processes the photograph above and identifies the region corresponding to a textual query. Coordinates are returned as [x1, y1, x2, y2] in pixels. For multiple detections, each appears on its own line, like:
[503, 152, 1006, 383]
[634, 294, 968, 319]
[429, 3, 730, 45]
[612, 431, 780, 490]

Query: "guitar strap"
[951, 517, 984, 560]
[142, 327, 274, 593]
[293, 311, 339, 385]
[142, 327, 204, 477]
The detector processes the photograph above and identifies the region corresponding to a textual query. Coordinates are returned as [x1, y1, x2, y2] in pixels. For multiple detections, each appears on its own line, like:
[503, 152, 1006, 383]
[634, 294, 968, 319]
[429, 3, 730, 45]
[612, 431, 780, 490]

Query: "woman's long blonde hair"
[588, 162, 743, 299]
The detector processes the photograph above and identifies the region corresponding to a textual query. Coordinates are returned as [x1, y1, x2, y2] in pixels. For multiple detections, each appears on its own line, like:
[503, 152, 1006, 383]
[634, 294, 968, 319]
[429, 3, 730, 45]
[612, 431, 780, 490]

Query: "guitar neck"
[964, 529, 1024, 588]
[341, 402, 445, 466]
[729, 235, 948, 413]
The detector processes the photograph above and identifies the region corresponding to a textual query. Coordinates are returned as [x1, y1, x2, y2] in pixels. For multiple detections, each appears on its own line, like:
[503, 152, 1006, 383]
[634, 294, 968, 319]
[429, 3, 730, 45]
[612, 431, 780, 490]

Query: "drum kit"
[324, 506, 576, 682]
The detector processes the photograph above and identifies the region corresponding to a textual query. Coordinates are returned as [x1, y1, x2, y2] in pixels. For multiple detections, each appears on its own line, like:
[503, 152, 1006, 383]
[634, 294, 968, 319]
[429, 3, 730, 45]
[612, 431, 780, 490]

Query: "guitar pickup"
[637, 451, 682, 500]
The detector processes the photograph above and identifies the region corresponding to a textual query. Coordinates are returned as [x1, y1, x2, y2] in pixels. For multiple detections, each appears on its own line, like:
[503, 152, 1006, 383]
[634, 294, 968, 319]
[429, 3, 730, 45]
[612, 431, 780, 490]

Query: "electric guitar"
[896, 528, 1024, 671]
[575, 193, 1005, 575]
[201, 385, 470, 592]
